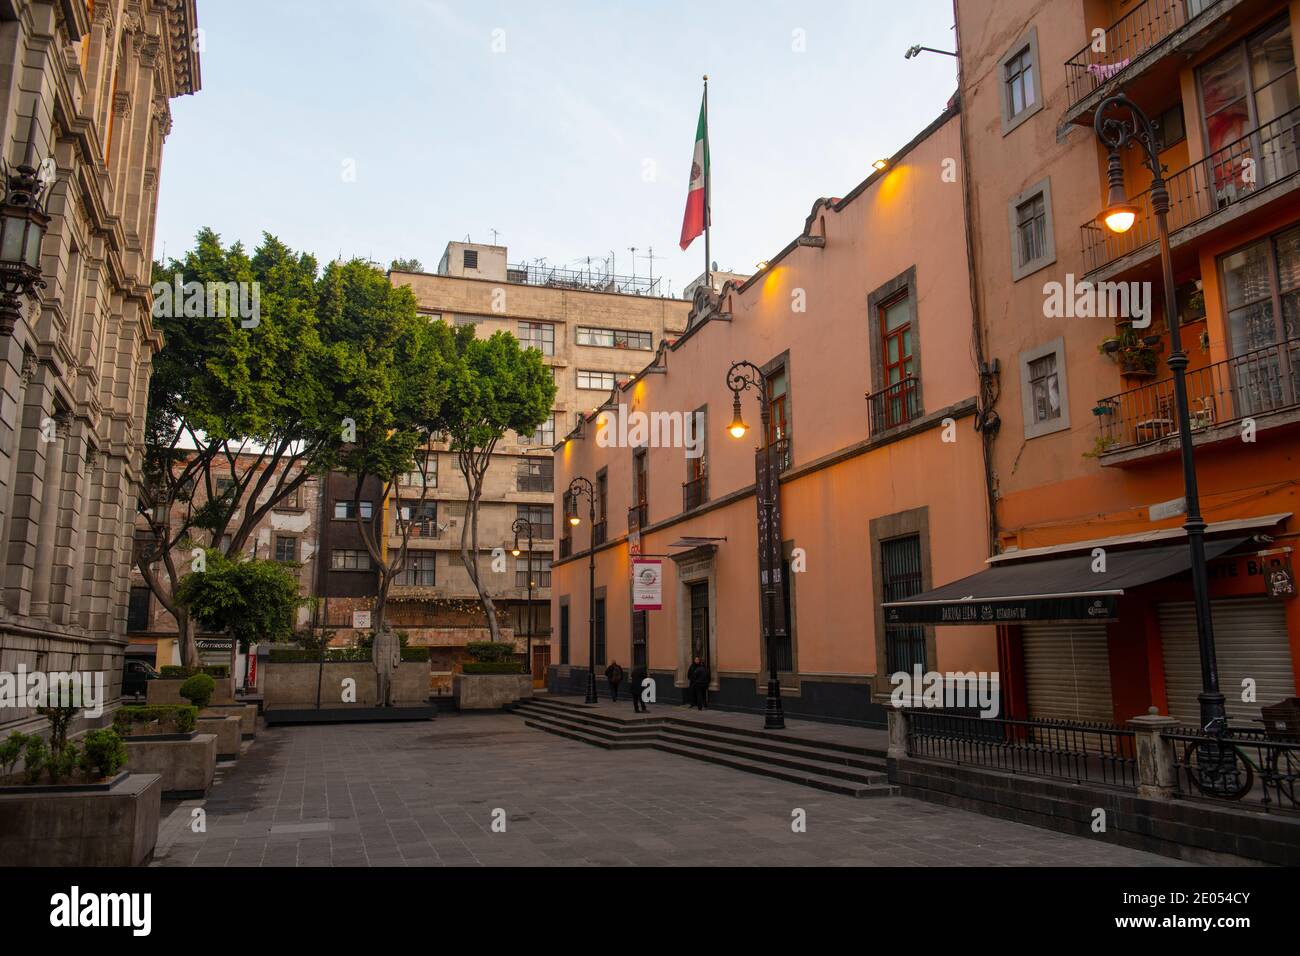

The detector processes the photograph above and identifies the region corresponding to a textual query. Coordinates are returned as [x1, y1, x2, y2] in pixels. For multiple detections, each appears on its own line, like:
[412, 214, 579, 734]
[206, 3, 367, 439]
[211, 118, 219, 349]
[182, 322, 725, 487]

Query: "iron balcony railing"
[907, 710, 1138, 789]
[1095, 336, 1300, 454]
[395, 517, 440, 539]
[592, 519, 608, 547]
[867, 377, 921, 436]
[559, 537, 573, 559]
[1064, 0, 1216, 111]
[683, 475, 708, 512]
[1081, 104, 1300, 274]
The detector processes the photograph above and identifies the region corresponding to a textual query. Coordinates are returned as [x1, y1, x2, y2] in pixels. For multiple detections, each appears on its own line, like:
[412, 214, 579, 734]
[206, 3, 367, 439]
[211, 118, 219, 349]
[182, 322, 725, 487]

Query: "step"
[518, 697, 663, 729]
[523, 718, 658, 751]
[656, 728, 888, 787]
[522, 710, 661, 746]
[659, 722, 888, 774]
[653, 742, 898, 798]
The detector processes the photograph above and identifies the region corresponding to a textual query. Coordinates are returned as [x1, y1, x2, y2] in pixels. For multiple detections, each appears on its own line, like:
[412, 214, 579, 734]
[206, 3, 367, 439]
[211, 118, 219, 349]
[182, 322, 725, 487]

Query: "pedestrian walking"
[605, 660, 625, 702]
[630, 661, 649, 713]
[689, 655, 710, 710]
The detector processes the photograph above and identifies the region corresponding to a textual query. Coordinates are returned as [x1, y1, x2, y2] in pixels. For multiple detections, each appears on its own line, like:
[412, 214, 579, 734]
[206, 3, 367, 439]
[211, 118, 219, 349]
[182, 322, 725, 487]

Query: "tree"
[175, 550, 303, 653]
[138, 229, 352, 667]
[328, 259, 451, 704]
[433, 329, 555, 643]
[389, 257, 423, 273]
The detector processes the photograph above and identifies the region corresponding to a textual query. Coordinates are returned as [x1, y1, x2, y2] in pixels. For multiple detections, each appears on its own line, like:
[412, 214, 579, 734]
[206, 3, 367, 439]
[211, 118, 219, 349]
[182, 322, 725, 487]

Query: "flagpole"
[702, 74, 711, 293]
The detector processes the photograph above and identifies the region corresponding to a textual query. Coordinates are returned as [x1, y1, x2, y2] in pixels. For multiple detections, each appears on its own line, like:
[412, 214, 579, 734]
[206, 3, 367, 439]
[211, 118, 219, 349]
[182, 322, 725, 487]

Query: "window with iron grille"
[517, 456, 553, 492]
[594, 597, 606, 666]
[517, 503, 553, 540]
[274, 536, 297, 562]
[518, 321, 555, 356]
[397, 553, 436, 586]
[515, 555, 551, 589]
[127, 586, 151, 632]
[463, 249, 478, 269]
[881, 535, 926, 674]
[577, 369, 617, 390]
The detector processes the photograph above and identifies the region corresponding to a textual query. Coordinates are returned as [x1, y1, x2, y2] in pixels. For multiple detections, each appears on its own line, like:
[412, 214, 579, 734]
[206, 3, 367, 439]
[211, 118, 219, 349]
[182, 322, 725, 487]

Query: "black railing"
[592, 520, 607, 547]
[1169, 726, 1300, 813]
[683, 475, 708, 512]
[1064, 0, 1217, 111]
[867, 377, 921, 435]
[1095, 336, 1300, 454]
[907, 710, 1138, 789]
[559, 537, 572, 559]
[399, 518, 440, 539]
[628, 501, 647, 531]
[1082, 104, 1300, 273]
[506, 261, 662, 297]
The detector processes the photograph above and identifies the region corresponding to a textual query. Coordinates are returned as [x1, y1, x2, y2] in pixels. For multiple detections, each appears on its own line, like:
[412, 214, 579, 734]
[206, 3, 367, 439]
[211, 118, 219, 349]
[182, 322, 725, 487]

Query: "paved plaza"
[151, 713, 1190, 867]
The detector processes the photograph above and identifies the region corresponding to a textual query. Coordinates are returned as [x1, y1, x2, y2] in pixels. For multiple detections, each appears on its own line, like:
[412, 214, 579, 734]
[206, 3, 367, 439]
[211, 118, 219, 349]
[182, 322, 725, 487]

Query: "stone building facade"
[0, 0, 200, 733]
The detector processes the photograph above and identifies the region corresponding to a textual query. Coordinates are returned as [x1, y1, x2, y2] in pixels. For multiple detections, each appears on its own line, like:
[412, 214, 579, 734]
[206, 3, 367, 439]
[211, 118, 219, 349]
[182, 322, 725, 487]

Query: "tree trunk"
[177, 610, 198, 670]
[460, 486, 502, 644]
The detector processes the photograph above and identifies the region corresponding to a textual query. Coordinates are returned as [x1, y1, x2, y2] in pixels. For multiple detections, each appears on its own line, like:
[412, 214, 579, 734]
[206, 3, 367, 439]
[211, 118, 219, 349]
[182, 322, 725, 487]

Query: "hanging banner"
[755, 448, 787, 639]
[632, 559, 663, 610]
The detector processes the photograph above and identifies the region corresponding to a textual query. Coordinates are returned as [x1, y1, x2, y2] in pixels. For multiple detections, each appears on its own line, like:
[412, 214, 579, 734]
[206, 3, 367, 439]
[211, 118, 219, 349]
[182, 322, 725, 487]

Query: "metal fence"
[683, 475, 707, 512]
[867, 377, 921, 436]
[1169, 726, 1300, 813]
[906, 710, 1138, 789]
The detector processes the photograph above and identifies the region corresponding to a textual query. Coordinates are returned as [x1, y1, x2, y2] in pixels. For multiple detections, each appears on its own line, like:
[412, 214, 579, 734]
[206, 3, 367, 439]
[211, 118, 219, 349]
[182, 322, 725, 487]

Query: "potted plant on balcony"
[1100, 323, 1160, 380]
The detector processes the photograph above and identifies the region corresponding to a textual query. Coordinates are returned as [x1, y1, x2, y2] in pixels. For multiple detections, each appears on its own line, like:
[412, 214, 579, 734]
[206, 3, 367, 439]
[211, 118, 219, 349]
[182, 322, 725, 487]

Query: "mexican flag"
[679, 92, 710, 251]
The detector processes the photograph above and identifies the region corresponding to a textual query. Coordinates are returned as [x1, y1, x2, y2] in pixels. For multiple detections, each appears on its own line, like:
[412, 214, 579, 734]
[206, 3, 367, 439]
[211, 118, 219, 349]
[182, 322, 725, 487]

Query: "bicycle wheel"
[1183, 739, 1254, 800]
[1266, 745, 1300, 806]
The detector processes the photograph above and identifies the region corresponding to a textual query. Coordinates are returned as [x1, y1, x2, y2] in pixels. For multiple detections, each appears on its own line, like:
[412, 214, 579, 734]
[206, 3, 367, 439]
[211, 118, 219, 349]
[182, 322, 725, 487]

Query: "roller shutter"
[1158, 598, 1296, 726]
[1022, 622, 1115, 723]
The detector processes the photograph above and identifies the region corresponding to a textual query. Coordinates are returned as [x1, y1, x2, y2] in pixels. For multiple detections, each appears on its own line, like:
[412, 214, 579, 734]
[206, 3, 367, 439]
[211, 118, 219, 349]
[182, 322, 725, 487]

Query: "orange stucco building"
[940, 0, 1300, 726]
[548, 107, 996, 726]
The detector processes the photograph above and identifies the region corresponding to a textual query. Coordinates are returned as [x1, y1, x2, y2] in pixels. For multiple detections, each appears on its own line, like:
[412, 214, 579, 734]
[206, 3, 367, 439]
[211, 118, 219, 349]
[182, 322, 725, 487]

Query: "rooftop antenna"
[640, 246, 663, 288]
[489, 228, 500, 245]
[628, 247, 638, 281]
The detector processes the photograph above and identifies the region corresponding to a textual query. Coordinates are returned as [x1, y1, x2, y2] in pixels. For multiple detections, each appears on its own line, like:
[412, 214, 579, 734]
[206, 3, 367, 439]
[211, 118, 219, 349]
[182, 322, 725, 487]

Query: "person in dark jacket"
[685, 659, 700, 708]
[689, 656, 710, 710]
[629, 662, 649, 713]
[604, 660, 625, 702]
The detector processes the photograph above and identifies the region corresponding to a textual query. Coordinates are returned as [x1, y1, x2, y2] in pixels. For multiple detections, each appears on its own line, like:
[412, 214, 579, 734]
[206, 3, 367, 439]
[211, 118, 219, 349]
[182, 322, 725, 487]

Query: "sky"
[155, 0, 961, 300]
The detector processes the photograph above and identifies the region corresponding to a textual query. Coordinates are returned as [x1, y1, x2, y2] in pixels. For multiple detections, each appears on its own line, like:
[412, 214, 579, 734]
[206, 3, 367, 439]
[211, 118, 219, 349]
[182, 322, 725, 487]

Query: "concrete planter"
[0, 773, 162, 866]
[147, 677, 235, 706]
[196, 714, 241, 759]
[123, 733, 217, 798]
[201, 703, 257, 739]
[455, 672, 533, 710]
[263, 661, 429, 710]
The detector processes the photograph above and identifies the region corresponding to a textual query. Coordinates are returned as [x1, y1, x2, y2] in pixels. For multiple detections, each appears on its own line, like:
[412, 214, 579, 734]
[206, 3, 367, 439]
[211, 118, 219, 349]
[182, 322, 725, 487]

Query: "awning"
[882, 536, 1249, 625]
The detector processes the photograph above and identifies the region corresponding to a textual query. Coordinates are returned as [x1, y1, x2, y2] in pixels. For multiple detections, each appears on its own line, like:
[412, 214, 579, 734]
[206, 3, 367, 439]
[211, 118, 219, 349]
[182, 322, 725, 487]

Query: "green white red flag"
[679, 92, 710, 251]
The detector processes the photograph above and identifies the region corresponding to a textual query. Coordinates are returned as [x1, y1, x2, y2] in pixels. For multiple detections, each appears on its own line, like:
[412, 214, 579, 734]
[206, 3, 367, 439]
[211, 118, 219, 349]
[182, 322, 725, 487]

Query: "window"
[214, 477, 235, 497]
[517, 456, 553, 492]
[881, 535, 926, 674]
[398, 553, 436, 586]
[515, 555, 552, 589]
[276, 482, 303, 510]
[400, 455, 436, 488]
[399, 501, 437, 536]
[577, 369, 617, 390]
[527, 413, 556, 447]
[560, 602, 570, 664]
[334, 500, 373, 521]
[1008, 179, 1055, 280]
[127, 586, 151, 632]
[998, 28, 1042, 134]
[1199, 18, 1297, 159]
[874, 291, 920, 431]
[1219, 226, 1300, 415]
[1019, 337, 1070, 439]
[633, 448, 648, 509]
[517, 503, 553, 540]
[331, 549, 371, 570]
[576, 326, 653, 350]
[274, 536, 297, 562]
[463, 249, 478, 269]
[686, 406, 707, 485]
[1153, 103, 1186, 152]
[765, 367, 789, 445]
[596, 469, 608, 524]
[593, 597, 606, 666]
[518, 321, 555, 356]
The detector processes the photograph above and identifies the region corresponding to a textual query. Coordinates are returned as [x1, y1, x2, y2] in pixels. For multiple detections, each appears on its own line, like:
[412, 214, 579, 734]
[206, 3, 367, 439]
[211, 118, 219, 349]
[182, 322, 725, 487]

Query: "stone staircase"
[513, 696, 897, 798]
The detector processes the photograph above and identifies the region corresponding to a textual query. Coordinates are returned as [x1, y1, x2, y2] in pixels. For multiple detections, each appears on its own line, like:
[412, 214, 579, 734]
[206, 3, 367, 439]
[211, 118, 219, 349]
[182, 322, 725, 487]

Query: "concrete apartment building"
[389, 242, 690, 682]
[0, 1, 200, 735]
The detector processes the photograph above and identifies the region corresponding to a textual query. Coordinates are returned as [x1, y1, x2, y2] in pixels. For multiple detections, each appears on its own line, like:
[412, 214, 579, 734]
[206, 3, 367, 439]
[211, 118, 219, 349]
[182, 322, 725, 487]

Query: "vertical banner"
[632, 559, 663, 611]
[755, 448, 787, 639]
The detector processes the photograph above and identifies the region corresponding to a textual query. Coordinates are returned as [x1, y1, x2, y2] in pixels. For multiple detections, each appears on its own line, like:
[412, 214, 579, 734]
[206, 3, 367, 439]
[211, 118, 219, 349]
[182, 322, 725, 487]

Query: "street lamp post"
[511, 517, 535, 685]
[725, 360, 786, 730]
[566, 476, 599, 704]
[1094, 93, 1226, 731]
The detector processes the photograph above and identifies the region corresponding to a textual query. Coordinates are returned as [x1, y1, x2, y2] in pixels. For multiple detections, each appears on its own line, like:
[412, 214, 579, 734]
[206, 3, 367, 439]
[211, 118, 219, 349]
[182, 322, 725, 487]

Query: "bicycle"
[1182, 714, 1300, 806]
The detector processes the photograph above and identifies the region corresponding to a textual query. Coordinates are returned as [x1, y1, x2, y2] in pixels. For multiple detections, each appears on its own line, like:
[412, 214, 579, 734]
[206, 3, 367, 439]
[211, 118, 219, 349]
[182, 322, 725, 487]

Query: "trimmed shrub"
[48, 742, 80, 783]
[22, 736, 47, 784]
[462, 661, 524, 675]
[179, 673, 216, 708]
[79, 729, 127, 779]
[400, 646, 430, 662]
[113, 705, 198, 735]
[465, 641, 519, 664]
[160, 664, 230, 679]
[0, 731, 28, 776]
[159, 665, 188, 679]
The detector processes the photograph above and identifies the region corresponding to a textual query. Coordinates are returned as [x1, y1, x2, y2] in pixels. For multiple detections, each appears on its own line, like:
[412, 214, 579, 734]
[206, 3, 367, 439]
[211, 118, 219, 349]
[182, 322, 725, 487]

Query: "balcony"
[683, 475, 708, 512]
[867, 377, 922, 436]
[1095, 335, 1300, 460]
[1081, 105, 1300, 277]
[628, 501, 647, 532]
[400, 518, 441, 540]
[592, 519, 608, 547]
[1063, 0, 1236, 122]
[559, 537, 573, 559]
